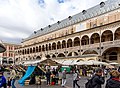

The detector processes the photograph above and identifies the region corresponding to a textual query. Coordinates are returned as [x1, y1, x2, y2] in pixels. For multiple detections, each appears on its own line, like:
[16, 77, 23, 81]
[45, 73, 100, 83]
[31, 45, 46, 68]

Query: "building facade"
[15, 0, 120, 64]
[0, 42, 21, 64]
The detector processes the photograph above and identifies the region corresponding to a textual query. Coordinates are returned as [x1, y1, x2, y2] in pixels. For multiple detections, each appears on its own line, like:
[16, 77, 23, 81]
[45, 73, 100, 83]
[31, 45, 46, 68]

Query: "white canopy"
[74, 60, 109, 65]
[109, 62, 119, 65]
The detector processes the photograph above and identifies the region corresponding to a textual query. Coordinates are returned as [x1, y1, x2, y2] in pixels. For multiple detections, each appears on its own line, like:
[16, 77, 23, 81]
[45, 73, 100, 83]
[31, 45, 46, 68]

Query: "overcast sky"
[0, 0, 107, 44]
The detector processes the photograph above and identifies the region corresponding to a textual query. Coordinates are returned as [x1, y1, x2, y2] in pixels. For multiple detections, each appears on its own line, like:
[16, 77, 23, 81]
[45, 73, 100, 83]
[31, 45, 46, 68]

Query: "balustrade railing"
[16, 40, 120, 57]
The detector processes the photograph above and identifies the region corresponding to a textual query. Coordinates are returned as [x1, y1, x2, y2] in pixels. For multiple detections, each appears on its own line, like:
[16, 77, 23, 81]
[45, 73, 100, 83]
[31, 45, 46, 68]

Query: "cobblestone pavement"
[4, 72, 107, 88]
[15, 75, 107, 88]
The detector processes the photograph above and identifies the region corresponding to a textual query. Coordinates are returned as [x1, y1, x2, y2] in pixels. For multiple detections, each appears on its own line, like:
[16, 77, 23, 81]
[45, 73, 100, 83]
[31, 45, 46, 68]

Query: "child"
[7, 77, 11, 88]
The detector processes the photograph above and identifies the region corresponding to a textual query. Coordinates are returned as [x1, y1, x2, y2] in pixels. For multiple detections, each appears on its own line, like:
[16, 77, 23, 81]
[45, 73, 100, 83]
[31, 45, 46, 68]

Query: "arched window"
[115, 27, 120, 40]
[36, 46, 38, 52]
[74, 37, 80, 46]
[57, 41, 61, 49]
[57, 53, 65, 57]
[52, 43, 56, 50]
[90, 33, 100, 44]
[39, 46, 41, 52]
[30, 48, 32, 53]
[46, 44, 48, 51]
[62, 40, 66, 48]
[67, 39, 72, 48]
[81, 35, 89, 45]
[42, 45, 45, 51]
[101, 30, 113, 42]
[33, 47, 35, 53]
[49, 44, 51, 50]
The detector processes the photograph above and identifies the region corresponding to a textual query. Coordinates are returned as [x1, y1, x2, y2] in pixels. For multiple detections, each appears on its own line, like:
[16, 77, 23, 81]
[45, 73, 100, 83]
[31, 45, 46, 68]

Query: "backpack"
[85, 76, 94, 88]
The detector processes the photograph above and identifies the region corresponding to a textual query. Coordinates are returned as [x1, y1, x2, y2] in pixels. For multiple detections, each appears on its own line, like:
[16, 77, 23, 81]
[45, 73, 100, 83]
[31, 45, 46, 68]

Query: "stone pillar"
[117, 54, 120, 63]
[72, 52, 74, 57]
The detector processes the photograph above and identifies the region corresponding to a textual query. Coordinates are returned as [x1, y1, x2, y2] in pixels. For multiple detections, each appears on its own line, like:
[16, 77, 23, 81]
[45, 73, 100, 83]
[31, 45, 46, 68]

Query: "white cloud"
[0, 0, 106, 44]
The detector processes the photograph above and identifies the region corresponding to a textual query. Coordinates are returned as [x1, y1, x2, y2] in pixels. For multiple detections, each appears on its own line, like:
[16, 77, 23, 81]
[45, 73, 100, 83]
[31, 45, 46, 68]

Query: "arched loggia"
[101, 30, 113, 42]
[81, 35, 89, 45]
[90, 33, 100, 44]
[74, 37, 80, 46]
[67, 39, 72, 48]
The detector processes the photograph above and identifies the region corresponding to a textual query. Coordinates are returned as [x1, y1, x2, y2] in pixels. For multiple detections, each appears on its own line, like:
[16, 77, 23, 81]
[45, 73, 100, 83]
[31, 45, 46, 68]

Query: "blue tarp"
[18, 66, 36, 85]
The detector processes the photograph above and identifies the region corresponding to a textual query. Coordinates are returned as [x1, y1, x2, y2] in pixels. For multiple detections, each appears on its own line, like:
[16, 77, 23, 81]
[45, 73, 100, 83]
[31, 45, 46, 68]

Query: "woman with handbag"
[73, 70, 80, 88]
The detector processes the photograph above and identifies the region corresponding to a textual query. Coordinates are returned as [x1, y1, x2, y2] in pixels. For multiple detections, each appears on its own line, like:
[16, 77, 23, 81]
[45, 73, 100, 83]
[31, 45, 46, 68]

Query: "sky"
[0, 0, 107, 44]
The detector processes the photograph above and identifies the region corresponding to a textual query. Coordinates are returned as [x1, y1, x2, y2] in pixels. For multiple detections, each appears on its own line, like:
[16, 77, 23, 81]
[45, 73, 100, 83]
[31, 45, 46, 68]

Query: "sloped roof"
[23, 0, 120, 42]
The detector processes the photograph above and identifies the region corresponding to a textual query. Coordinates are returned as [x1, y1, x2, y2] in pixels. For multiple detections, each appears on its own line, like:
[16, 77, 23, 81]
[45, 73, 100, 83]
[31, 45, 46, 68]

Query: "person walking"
[7, 77, 12, 88]
[10, 66, 17, 88]
[61, 69, 67, 87]
[73, 70, 80, 88]
[105, 70, 120, 88]
[92, 68, 105, 88]
[45, 69, 51, 85]
[0, 72, 6, 88]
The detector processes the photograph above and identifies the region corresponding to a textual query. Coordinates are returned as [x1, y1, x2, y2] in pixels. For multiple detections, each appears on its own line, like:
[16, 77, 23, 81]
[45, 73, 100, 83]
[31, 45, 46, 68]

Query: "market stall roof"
[109, 62, 119, 65]
[74, 60, 109, 65]
[22, 58, 61, 66]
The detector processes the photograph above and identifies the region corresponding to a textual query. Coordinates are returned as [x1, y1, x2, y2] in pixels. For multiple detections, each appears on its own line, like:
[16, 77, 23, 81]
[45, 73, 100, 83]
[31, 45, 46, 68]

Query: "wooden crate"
[24, 80, 30, 85]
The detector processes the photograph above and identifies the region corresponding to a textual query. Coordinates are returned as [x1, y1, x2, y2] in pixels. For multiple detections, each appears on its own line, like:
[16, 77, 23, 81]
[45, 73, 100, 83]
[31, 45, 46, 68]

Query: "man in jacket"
[0, 72, 6, 88]
[92, 68, 105, 88]
[46, 69, 51, 85]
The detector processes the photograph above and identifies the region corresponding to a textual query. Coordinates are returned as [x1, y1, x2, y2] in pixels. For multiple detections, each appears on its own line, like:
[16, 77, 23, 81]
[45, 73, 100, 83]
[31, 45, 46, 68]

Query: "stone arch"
[90, 33, 100, 44]
[67, 39, 72, 48]
[102, 47, 120, 61]
[22, 50, 24, 55]
[62, 40, 66, 48]
[39, 46, 41, 52]
[27, 48, 29, 54]
[42, 45, 45, 51]
[57, 53, 65, 57]
[8, 58, 13, 64]
[46, 55, 50, 59]
[49, 43, 51, 50]
[82, 50, 98, 55]
[76, 59, 84, 62]
[101, 30, 113, 42]
[36, 46, 38, 52]
[30, 48, 32, 53]
[36, 56, 41, 60]
[74, 52, 78, 56]
[46, 44, 48, 51]
[81, 35, 89, 45]
[68, 52, 72, 56]
[74, 37, 80, 46]
[52, 54, 56, 58]
[52, 42, 56, 50]
[2, 58, 7, 64]
[115, 27, 120, 40]
[57, 41, 61, 49]
[33, 47, 35, 53]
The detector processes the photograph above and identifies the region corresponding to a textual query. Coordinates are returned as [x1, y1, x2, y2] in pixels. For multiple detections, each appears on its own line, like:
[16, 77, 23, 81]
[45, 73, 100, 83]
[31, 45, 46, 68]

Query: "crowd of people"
[0, 66, 17, 88]
[0, 65, 120, 88]
[44, 66, 120, 88]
